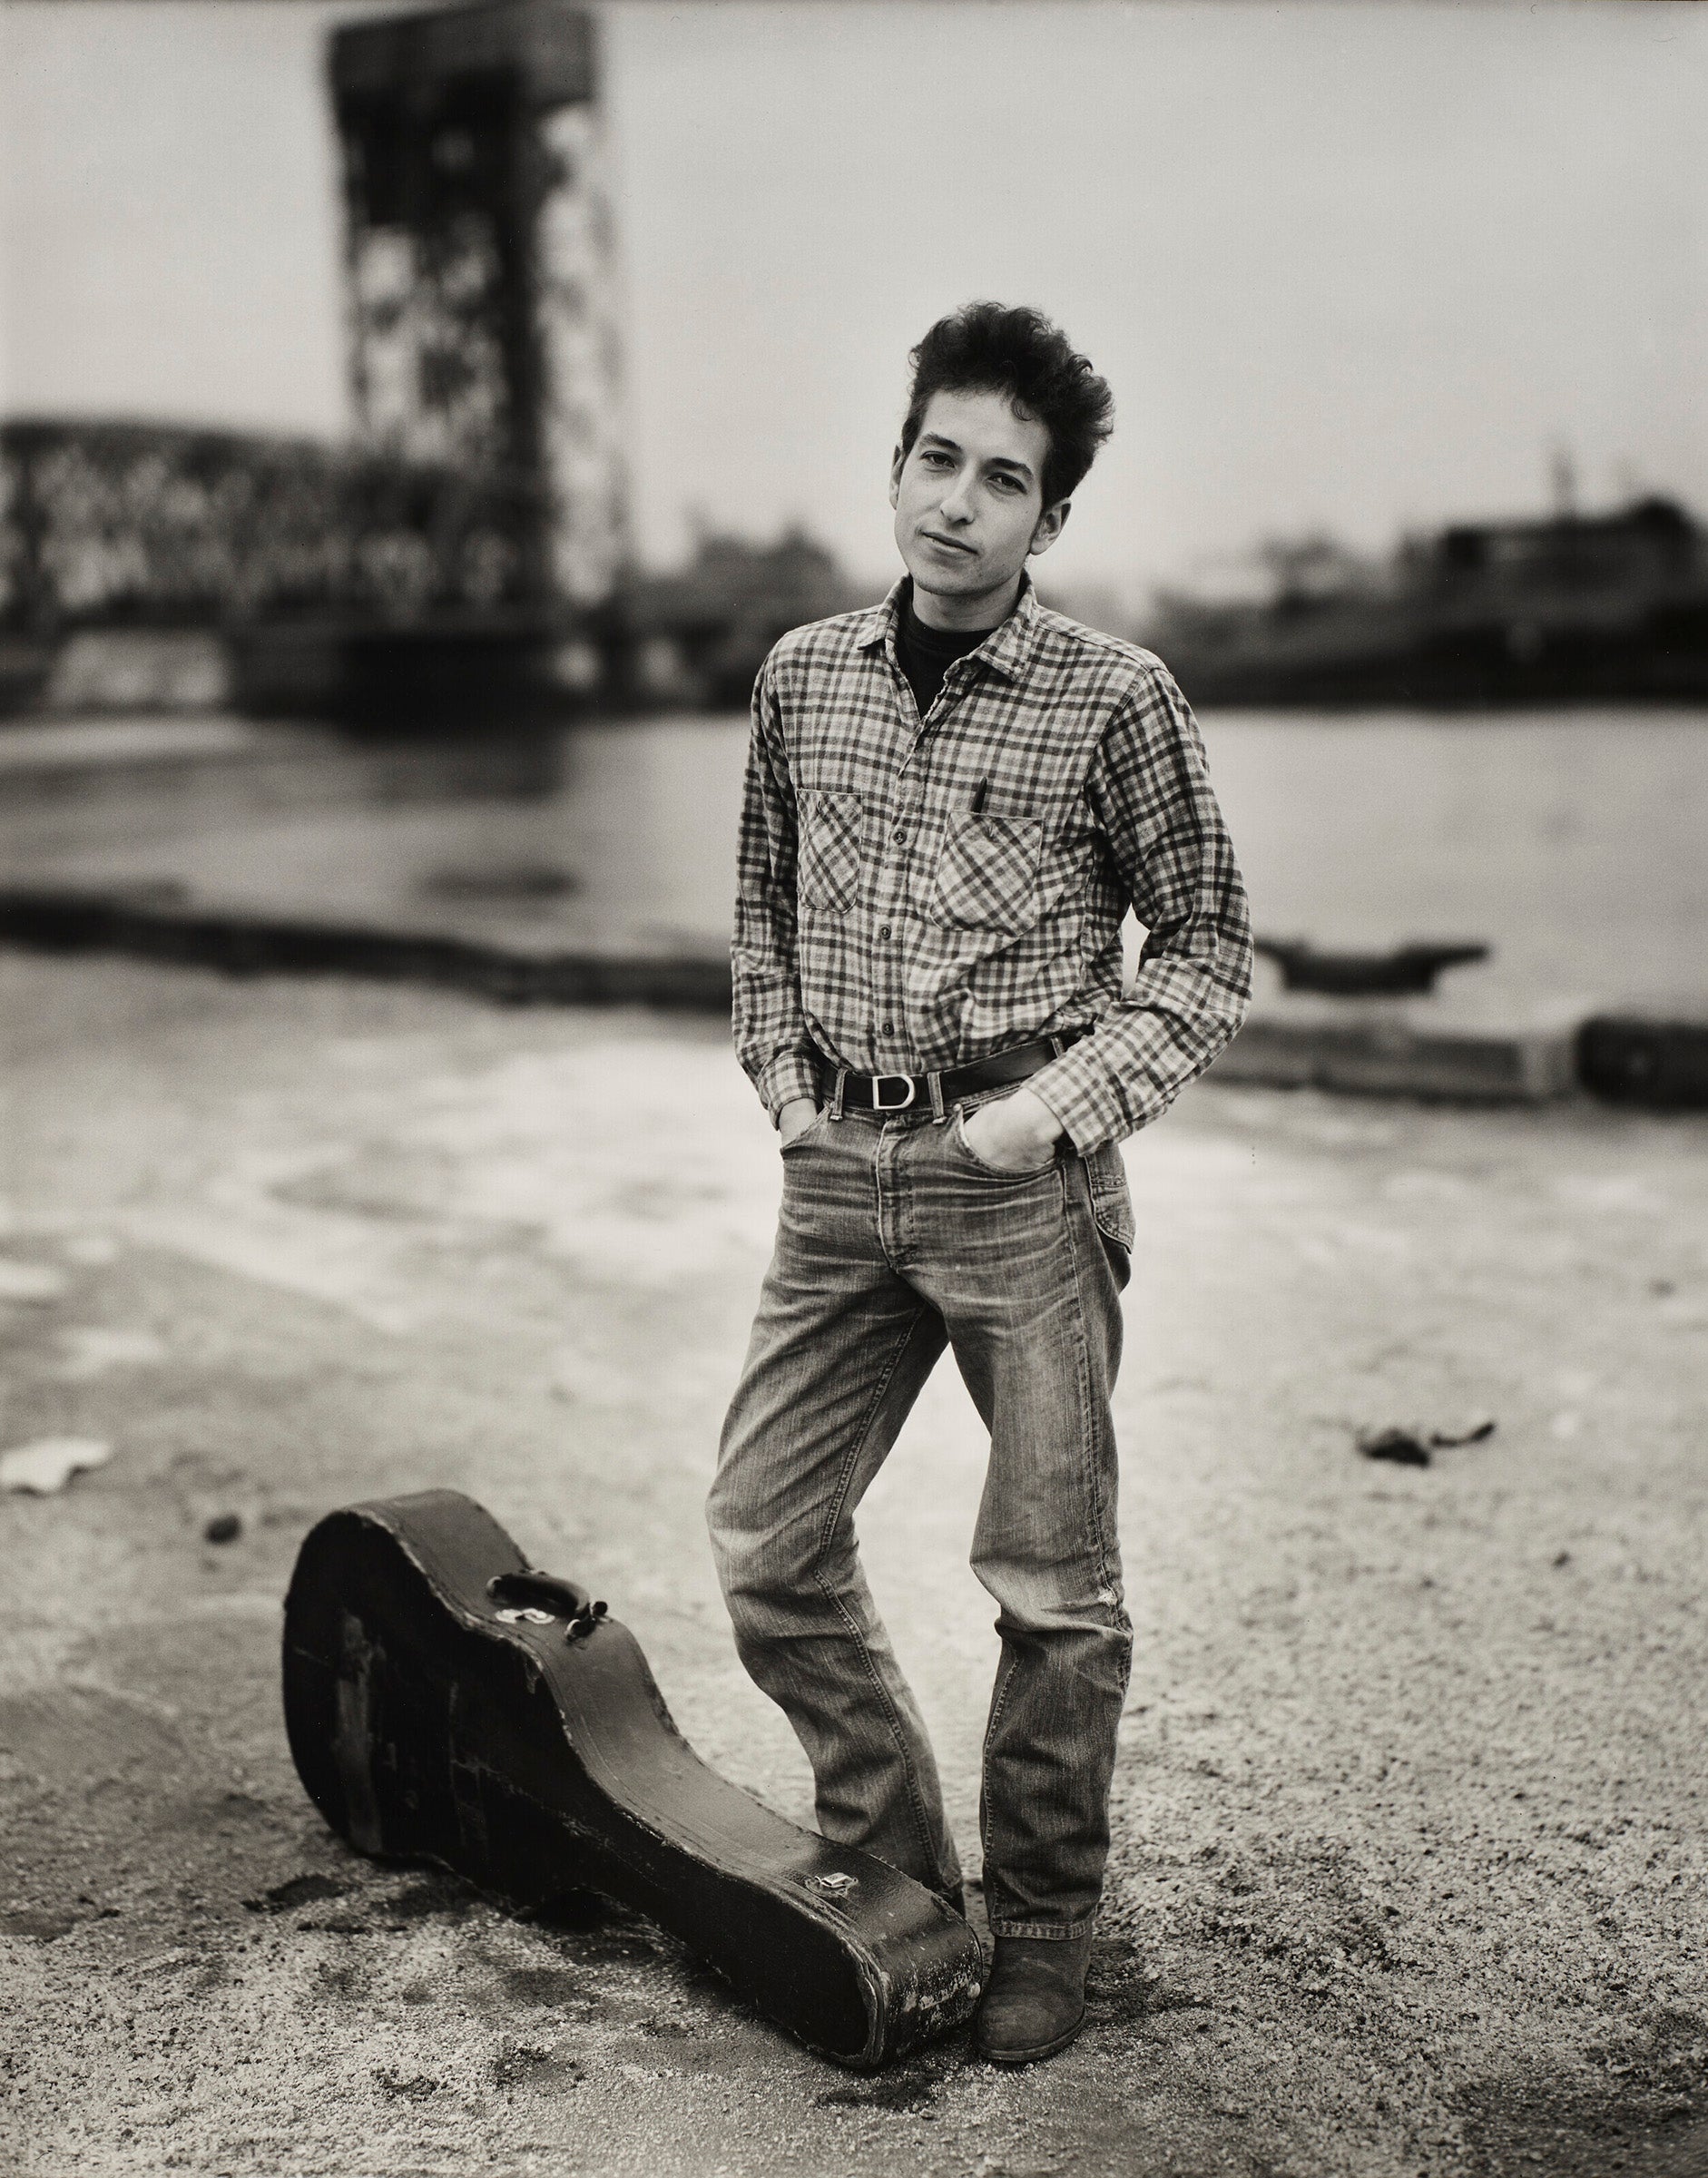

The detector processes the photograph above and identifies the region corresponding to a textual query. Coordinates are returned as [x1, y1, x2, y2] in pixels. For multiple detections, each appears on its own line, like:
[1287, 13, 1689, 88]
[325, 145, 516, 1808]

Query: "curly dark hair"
[900, 302, 1114, 508]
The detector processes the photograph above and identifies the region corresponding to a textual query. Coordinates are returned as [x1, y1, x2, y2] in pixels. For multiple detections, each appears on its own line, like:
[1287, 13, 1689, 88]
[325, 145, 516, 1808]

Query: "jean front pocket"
[952, 1104, 1060, 1180]
[928, 810, 1043, 935]
[779, 1104, 832, 1153]
[798, 790, 864, 917]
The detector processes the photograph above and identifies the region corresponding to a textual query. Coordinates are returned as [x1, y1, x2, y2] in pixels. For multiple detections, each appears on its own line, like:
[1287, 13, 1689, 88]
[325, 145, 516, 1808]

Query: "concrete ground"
[1, 956, 1704, 2178]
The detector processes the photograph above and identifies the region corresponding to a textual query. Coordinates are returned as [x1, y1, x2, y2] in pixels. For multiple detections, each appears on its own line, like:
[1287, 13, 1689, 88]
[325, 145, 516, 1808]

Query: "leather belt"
[819, 1029, 1089, 1116]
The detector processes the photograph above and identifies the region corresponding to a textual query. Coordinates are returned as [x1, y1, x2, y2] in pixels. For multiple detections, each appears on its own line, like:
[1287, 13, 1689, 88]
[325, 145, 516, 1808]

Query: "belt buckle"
[869, 1073, 917, 1111]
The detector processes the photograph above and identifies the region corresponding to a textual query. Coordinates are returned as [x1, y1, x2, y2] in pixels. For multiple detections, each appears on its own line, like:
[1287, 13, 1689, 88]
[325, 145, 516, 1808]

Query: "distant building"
[620, 527, 869, 708]
[1149, 496, 1708, 706]
[1422, 496, 1700, 591]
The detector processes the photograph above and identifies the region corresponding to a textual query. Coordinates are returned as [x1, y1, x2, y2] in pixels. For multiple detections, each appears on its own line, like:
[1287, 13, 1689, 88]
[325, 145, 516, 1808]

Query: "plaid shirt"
[732, 574, 1252, 1154]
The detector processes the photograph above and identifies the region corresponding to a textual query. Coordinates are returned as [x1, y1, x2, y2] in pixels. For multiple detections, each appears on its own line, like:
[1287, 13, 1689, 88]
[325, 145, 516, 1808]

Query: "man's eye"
[919, 451, 951, 468]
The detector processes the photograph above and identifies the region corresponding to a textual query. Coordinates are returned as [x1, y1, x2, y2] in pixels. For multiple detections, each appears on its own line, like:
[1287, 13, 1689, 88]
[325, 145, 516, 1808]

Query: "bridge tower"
[329, 0, 626, 613]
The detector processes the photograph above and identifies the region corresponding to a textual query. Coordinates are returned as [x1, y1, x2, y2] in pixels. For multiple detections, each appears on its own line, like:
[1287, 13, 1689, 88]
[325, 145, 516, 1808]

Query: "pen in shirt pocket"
[968, 778, 988, 816]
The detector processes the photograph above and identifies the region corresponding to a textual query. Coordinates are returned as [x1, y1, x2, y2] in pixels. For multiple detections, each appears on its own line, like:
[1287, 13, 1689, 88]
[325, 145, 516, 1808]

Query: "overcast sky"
[4, 1, 1704, 598]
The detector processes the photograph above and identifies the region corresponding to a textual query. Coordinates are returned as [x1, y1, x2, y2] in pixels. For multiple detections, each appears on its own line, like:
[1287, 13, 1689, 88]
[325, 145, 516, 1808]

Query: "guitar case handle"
[488, 1569, 608, 1638]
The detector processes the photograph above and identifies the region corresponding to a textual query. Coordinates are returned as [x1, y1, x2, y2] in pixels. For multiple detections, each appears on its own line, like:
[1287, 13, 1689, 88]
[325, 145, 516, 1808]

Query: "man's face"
[889, 387, 1069, 615]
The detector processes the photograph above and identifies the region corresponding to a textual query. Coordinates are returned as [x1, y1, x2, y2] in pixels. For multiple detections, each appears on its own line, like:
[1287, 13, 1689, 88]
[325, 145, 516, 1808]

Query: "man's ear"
[888, 443, 906, 509]
[1028, 497, 1071, 558]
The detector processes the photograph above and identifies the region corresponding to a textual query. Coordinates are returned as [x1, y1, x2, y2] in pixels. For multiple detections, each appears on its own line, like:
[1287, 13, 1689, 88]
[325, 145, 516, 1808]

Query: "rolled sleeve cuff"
[756, 1049, 823, 1126]
[1026, 1046, 1132, 1157]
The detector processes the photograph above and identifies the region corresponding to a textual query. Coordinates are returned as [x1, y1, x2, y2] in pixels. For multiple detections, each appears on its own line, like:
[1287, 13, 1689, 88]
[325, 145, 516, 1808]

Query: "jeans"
[707, 1088, 1135, 1938]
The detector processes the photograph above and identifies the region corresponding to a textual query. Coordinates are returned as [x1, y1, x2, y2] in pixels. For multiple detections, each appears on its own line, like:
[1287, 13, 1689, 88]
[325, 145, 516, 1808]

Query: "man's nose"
[937, 471, 977, 525]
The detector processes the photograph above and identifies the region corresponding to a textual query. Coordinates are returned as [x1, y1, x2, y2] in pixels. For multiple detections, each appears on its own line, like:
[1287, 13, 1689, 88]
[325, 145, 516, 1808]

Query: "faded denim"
[708, 1089, 1134, 1939]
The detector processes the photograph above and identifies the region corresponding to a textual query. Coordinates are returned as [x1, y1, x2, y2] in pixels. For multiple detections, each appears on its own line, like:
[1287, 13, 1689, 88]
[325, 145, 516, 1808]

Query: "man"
[708, 302, 1252, 2065]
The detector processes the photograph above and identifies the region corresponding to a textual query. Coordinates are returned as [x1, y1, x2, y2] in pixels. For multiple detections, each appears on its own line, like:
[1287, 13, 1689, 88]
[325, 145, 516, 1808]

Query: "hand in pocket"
[958, 1087, 1061, 1172]
[779, 1098, 822, 1147]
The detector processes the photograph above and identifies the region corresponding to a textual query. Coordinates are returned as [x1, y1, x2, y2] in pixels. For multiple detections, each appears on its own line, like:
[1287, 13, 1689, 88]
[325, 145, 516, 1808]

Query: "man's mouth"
[920, 530, 976, 555]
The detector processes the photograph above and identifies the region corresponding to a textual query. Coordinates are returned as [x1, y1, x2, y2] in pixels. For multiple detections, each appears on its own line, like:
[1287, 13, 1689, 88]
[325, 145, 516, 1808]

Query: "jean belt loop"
[830, 1067, 847, 1122]
[927, 1069, 946, 1123]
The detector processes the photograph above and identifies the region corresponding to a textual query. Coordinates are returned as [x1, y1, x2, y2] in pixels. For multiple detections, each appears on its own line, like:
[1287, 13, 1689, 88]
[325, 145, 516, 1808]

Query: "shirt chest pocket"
[798, 790, 864, 917]
[928, 809, 1045, 935]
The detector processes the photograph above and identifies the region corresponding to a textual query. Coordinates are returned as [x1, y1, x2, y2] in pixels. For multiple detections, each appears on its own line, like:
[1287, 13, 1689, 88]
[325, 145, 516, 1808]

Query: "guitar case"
[281, 1490, 983, 2069]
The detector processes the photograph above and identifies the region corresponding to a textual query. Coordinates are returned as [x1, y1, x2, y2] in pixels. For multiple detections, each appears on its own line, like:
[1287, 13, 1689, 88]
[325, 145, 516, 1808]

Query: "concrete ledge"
[1212, 993, 1583, 1102]
[6, 882, 1708, 1111]
[0, 886, 732, 1012]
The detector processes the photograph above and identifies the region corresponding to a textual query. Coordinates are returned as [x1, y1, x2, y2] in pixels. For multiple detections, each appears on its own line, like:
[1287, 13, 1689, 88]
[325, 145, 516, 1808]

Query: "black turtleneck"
[895, 589, 1006, 719]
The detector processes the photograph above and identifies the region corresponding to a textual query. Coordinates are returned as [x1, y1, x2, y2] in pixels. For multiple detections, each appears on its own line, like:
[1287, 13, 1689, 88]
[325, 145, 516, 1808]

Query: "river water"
[14, 704, 1697, 1017]
[555, 706, 1708, 1013]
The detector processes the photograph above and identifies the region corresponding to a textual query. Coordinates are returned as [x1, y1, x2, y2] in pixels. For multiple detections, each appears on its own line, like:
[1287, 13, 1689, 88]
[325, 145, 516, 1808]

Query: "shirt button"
[878, 924, 891, 939]
[881, 1020, 895, 1035]
[891, 825, 907, 844]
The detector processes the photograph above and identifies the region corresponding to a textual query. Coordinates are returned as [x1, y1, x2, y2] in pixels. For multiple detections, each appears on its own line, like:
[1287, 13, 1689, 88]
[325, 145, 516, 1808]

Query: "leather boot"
[973, 1931, 1093, 2064]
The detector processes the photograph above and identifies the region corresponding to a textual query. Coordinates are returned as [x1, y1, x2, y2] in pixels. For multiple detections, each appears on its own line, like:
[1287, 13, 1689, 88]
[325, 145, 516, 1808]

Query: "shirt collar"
[853, 571, 1044, 685]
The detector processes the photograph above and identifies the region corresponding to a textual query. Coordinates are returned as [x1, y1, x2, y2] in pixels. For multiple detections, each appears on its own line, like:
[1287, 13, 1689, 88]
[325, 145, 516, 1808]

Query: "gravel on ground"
[1, 957, 1703, 2178]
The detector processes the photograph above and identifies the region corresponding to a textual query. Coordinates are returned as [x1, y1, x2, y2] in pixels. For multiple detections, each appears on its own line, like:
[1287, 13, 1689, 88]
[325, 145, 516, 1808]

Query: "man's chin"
[908, 556, 988, 598]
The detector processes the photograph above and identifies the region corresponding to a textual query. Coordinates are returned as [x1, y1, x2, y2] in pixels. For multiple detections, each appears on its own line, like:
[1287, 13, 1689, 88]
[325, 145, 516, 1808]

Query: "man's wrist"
[757, 1048, 822, 1122]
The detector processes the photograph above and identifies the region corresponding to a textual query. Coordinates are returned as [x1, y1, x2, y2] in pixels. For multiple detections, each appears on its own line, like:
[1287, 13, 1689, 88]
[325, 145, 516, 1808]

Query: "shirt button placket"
[888, 819, 915, 1049]
[877, 768, 917, 1062]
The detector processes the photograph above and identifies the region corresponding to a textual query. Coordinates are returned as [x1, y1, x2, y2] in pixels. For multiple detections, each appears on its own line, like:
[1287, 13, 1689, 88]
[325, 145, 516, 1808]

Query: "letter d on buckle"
[870, 1074, 917, 1111]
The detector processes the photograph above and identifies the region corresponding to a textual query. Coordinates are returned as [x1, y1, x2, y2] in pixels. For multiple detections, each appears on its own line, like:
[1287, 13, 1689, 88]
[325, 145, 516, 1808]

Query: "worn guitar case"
[281, 1491, 983, 2068]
